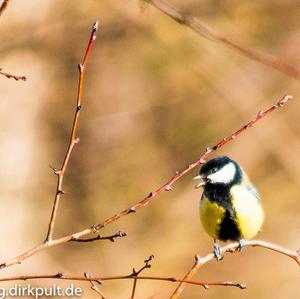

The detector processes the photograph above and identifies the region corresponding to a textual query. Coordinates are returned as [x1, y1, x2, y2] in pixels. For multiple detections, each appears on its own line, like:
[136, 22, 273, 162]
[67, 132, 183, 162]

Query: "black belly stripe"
[203, 182, 242, 241]
[218, 210, 241, 241]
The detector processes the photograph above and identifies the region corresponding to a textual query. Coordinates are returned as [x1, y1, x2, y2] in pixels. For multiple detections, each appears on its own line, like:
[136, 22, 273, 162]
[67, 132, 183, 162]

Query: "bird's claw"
[213, 242, 223, 261]
[238, 239, 245, 252]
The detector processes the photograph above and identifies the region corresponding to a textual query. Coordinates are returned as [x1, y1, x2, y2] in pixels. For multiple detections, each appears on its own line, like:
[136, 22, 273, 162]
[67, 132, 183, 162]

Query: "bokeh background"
[0, 0, 300, 298]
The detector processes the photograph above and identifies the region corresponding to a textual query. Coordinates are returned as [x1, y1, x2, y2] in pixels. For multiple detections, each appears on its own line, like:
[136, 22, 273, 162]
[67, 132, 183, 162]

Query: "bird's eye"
[212, 167, 218, 173]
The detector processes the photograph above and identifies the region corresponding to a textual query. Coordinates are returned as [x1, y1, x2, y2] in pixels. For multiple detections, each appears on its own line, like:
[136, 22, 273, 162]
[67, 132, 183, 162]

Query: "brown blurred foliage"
[0, 0, 300, 298]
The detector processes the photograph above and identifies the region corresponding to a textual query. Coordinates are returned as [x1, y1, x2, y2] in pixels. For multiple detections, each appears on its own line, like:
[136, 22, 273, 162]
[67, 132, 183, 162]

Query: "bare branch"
[143, 0, 300, 81]
[84, 272, 106, 299]
[0, 0, 10, 16]
[0, 95, 293, 270]
[71, 230, 127, 243]
[45, 21, 99, 242]
[170, 239, 300, 298]
[130, 255, 154, 299]
[0, 68, 26, 81]
[0, 272, 245, 290]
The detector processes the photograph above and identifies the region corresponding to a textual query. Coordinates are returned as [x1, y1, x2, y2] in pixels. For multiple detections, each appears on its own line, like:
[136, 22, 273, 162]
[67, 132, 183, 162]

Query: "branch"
[0, 95, 293, 269]
[0, 68, 26, 81]
[0, 272, 245, 291]
[45, 21, 99, 242]
[130, 255, 154, 299]
[71, 230, 127, 243]
[170, 239, 300, 298]
[84, 272, 106, 299]
[0, 0, 10, 16]
[143, 0, 300, 81]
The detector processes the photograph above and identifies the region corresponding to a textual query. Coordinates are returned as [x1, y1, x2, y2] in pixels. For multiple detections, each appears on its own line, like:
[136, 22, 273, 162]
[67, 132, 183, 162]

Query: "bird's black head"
[198, 156, 243, 186]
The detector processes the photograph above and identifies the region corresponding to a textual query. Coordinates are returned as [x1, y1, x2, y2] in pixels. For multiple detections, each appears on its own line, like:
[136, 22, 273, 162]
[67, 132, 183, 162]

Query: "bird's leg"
[213, 239, 223, 261]
[238, 238, 245, 251]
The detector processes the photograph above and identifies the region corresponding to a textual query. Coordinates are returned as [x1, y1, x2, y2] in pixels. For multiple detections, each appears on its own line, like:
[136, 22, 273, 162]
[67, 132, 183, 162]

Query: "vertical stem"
[45, 21, 99, 242]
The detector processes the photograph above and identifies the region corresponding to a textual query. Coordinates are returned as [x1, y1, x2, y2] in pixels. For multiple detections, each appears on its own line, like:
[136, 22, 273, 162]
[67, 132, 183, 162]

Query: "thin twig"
[170, 255, 201, 298]
[71, 230, 127, 243]
[130, 255, 154, 299]
[143, 0, 300, 81]
[170, 239, 300, 299]
[0, 0, 10, 16]
[0, 95, 293, 269]
[0, 69, 26, 81]
[45, 21, 99, 242]
[84, 272, 106, 299]
[0, 273, 245, 290]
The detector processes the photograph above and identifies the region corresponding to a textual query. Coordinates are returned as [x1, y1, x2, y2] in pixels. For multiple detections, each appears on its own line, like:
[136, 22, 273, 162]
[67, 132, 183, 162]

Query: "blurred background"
[0, 0, 300, 298]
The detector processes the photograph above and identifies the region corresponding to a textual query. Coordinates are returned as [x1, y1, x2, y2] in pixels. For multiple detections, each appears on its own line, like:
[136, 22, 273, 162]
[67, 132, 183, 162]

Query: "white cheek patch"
[207, 162, 236, 183]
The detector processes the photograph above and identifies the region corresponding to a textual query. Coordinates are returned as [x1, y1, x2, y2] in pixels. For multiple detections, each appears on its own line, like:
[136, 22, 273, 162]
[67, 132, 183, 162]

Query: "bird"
[193, 156, 264, 260]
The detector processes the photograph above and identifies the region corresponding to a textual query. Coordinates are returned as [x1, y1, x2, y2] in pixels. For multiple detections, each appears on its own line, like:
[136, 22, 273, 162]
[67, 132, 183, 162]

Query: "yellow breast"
[231, 184, 264, 239]
[200, 195, 226, 240]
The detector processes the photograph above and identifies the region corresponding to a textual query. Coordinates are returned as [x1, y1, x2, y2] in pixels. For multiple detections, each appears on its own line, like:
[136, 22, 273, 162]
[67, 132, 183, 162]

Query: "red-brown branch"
[45, 21, 98, 242]
[0, 95, 293, 270]
[84, 272, 106, 299]
[170, 239, 300, 298]
[0, 273, 245, 290]
[143, 0, 300, 81]
[0, 68, 26, 81]
[71, 230, 127, 243]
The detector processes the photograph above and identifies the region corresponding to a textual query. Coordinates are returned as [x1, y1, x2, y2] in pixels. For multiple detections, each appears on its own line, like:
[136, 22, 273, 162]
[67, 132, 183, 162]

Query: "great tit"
[193, 156, 264, 260]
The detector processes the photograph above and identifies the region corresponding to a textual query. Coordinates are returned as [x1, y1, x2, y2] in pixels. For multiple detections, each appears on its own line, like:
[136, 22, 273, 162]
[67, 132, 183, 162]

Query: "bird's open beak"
[193, 174, 206, 188]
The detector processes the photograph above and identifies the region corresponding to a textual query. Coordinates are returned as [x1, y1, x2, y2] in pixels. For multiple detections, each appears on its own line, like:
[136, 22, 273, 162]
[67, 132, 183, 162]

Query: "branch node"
[78, 63, 84, 72]
[57, 189, 65, 195]
[56, 272, 64, 278]
[49, 165, 60, 175]
[165, 186, 173, 191]
[194, 254, 201, 263]
[91, 224, 99, 233]
[93, 21, 99, 31]
[128, 207, 136, 214]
